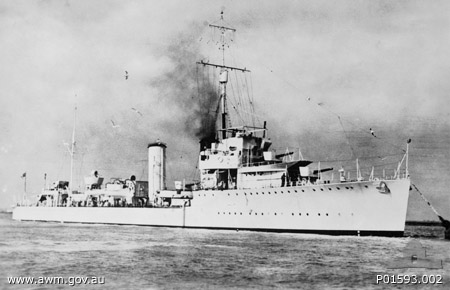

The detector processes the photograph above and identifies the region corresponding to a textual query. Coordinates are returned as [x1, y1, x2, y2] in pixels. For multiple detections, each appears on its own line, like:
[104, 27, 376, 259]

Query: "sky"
[0, 0, 449, 221]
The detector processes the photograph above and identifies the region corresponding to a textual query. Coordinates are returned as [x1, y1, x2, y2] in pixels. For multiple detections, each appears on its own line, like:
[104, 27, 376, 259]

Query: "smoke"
[150, 23, 220, 143]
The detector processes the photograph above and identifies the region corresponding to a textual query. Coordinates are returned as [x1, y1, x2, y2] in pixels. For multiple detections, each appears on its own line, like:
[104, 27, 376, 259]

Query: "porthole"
[318, 213, 321, 216]
[350, 186, 354, 190]
[337, 187, 340, 190]
[218, 212, 220, 215]
[306, 213, 309, 216]
[364, 185, 368, 188]
[328, 188, 332, 191]
[301, 190, 305, 192]
[292, 213, 294, 216]
[229, 212, 231, 215]
[287, 190, 290, 193]
[312, 189, 316, 192]
[345, 187, 349, 190]
[250, 192, 252, 195]
[320, 188, 324, 191]
[261, 213, 264, 216]
[256, 192, 258, 195]
[274, 191, 277, 194]
[274, 213, 277, 215]
[281, 191, 284, 194]
[299, 213, 301, 216]
[294, 190, 297, 193]
[228, 193, 230, 196]
[236, 193, 238, 196]
[255, 213, 258, 215]
[326, 213, 329, 216]
[234, 212, 237, 215]
[240, 213, 242, 215]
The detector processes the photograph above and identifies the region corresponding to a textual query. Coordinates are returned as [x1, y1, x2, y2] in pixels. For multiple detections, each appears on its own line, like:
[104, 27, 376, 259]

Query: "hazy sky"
[1, 0, 449, 220]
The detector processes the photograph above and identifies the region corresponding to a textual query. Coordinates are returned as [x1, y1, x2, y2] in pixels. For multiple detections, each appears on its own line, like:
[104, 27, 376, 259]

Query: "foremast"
[197, 12, 250, 140]
[197, 13, 306, 191]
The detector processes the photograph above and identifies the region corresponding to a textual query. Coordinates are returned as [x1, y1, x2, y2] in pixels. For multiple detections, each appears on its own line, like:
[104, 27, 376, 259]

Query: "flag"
[21, 172, 26, 178]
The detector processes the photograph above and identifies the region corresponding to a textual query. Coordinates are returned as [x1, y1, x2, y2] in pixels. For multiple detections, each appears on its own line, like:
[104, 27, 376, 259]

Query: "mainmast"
[197, 11, 249, 140]
[64, 106, 76, 194]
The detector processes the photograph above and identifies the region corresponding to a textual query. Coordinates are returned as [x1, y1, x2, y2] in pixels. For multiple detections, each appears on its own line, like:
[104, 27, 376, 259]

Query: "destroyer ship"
[13, 14, 411, 237]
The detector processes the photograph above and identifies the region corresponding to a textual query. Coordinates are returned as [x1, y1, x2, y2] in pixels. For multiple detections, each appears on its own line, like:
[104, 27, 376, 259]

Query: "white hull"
[12, 179, 410, 236]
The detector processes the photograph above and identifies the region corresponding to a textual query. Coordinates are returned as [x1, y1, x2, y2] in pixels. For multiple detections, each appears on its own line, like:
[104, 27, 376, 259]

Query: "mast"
[197, 12, 249, 140]
[69, 106, 77, 193]
[406, 138, 411, 178]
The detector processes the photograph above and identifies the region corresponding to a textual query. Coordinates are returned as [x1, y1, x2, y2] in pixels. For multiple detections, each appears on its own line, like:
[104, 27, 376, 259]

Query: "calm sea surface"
[0, 213, 448, 289]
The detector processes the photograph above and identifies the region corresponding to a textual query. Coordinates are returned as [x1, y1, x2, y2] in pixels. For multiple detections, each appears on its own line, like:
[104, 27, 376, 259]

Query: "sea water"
[0, 213, 448, 289]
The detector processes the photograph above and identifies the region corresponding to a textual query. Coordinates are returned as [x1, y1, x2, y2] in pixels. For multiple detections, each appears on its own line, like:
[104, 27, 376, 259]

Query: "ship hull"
[12, 179, 410, 237]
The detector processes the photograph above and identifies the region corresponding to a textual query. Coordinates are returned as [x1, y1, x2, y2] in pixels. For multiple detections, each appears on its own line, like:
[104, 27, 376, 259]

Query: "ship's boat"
[13, 13, 411, 237]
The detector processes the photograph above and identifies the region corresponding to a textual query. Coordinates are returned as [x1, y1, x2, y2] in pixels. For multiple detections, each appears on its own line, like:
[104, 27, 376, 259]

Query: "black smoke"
[150, 23, 220, 143]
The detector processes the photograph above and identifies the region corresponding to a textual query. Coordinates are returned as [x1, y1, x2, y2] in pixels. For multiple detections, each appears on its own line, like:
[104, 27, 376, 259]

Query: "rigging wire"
[241, 72, 253, 126]
[234, 71, 244, 125]
[236, 70, 251, 126]
[227, 85, 246, 125]
[248, 72, 259, 126]
[338, 116, 356, 159]
[243, 73, 254, 126]
[229, 70, 250, 125]
[411, 184, 450, 228]
[263, 64, 407, 156]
